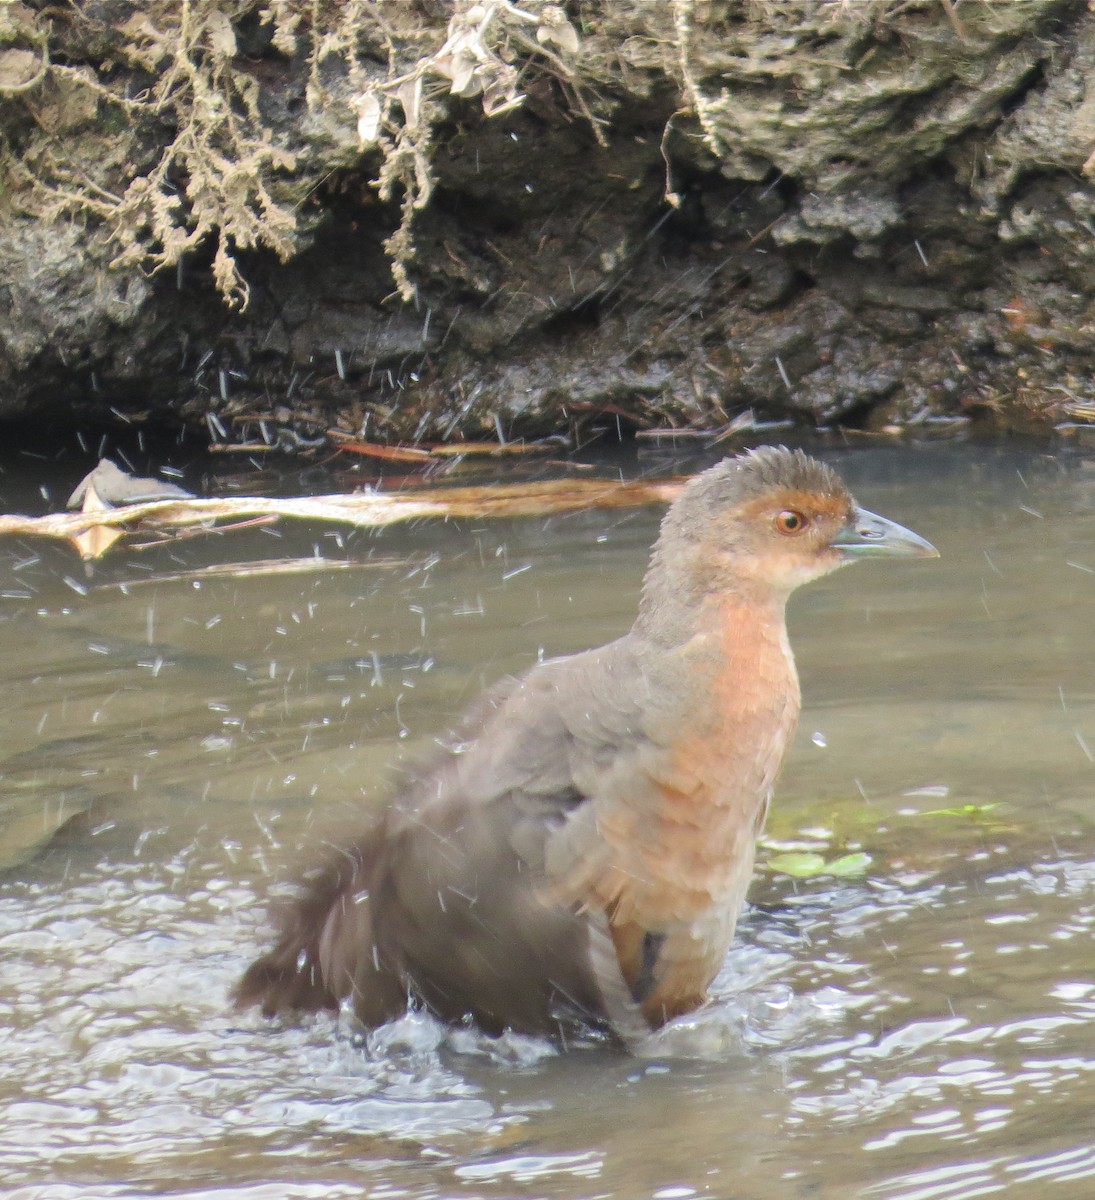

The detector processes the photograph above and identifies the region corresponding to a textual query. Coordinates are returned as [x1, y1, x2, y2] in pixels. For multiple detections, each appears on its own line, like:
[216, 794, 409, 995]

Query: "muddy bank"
[3, 0, 1095, 442]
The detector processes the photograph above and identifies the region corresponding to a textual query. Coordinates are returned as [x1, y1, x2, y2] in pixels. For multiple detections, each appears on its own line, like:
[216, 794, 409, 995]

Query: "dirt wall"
[2, 0, 1093, 440]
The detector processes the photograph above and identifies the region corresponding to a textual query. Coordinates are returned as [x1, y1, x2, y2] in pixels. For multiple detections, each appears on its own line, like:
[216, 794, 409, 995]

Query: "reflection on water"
[2, 440, 1095, 1199]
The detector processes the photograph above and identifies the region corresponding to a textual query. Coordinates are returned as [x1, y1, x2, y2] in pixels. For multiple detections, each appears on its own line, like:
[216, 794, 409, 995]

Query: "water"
[2, 439, 1095, 1199]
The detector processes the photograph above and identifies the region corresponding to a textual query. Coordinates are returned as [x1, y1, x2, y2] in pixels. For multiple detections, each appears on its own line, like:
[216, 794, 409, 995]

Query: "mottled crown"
[676, 446, 849, 514]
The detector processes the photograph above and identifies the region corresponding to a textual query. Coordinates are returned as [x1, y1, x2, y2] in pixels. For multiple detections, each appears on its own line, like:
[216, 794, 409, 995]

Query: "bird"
[234, 446, 937, 1045]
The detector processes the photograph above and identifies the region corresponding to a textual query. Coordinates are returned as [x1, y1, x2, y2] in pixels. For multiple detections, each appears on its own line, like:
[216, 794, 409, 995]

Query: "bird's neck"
[633, 541, 793, 648]
[678, 589, 800, 742]
[634, 549, 802, 778]
[632, 539, 802, 802]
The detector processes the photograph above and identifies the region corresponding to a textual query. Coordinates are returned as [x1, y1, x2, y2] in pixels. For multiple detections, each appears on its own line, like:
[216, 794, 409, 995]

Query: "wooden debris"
[326, 431, 569, 460]
[106, 556, 411, 588]
[326, 436, 434, 462]
[65, 459, 198, 558]
[68, 484, 126, 560]
[0, 477, 686, 561]
[634, 428, 717, 440]
[420, 439, 564, 457]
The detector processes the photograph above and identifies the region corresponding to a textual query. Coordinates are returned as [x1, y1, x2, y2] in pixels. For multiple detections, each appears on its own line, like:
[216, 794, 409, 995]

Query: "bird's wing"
[438, 636, 710, 1028]
[232, 649, 644, 1032]
[483, 635, 750, 1027]
[440, 636, 663, 863]
[358, 636, 664, 1034]
[236, 635, 727, 1035]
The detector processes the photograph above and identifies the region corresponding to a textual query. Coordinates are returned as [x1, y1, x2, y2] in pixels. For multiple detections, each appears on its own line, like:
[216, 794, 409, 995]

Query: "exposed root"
[5, 0, 592, 307]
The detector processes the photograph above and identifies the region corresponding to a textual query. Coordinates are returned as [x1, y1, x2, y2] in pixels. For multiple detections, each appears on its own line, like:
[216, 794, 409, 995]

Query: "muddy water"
[2, 441, 1095, 1200]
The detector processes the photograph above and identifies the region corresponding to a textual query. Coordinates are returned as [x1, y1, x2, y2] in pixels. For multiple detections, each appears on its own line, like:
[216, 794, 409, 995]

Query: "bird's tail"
[233, 833, 380, 1018]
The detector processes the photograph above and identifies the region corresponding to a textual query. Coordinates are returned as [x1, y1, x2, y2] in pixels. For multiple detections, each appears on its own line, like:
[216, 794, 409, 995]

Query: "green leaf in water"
[917, 802, 1000, 819]
[824, 851, 873, 877]
[766, 850, 873, 879]
[766, 852, 828, 878]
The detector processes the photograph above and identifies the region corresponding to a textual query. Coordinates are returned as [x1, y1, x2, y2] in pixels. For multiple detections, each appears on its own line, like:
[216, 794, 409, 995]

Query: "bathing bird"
[235, 446, 936, 1043]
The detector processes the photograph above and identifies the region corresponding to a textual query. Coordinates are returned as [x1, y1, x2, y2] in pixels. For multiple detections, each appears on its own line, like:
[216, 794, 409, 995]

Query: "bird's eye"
[775, 509, 808, 535]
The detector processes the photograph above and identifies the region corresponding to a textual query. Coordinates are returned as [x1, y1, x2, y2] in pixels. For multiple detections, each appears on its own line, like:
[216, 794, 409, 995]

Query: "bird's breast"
[662, 598, 799, 805]
[594, 602, 800, 924]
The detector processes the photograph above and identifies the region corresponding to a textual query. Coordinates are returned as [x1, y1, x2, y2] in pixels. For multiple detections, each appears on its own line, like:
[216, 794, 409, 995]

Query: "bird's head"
[642, 447, 937, 619]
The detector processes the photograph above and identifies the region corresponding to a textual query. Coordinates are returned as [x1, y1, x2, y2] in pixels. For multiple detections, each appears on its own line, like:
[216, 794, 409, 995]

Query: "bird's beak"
[833, 506, 939, 560]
